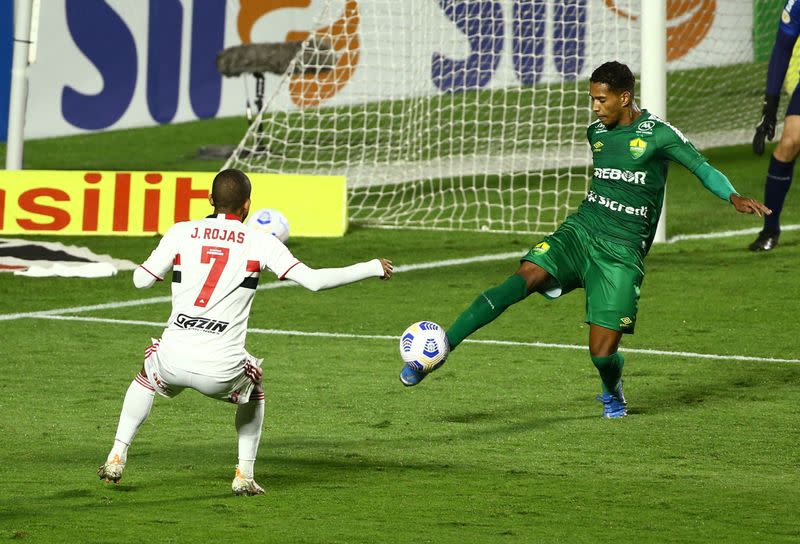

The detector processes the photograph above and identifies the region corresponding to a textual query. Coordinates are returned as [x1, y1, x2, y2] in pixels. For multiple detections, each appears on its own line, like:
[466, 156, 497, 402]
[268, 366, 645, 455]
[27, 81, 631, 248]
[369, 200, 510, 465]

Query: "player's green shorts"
[521, 218, 645, 334]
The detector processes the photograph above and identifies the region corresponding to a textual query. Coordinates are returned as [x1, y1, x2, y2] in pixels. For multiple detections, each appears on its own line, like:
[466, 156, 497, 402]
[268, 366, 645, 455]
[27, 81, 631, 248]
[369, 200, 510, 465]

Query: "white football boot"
[98, 454, 125, 484]
[231, 466, 264, 496]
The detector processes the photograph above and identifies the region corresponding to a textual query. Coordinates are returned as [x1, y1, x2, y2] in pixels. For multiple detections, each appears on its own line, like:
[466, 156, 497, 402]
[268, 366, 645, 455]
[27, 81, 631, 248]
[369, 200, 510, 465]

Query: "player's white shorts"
[142, 339, 263, 405]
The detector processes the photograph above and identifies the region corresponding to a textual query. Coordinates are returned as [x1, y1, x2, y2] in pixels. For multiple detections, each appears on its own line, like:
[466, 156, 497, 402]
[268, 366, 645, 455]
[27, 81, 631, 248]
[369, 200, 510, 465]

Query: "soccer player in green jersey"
[399, 61, 771, 418]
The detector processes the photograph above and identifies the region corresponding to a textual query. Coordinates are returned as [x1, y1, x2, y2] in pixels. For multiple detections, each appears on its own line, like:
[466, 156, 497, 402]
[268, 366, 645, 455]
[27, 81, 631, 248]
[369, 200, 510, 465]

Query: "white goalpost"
[640, 0, 667, 243]
[5, 0, 37, 170]
[224, 0, 776, 237]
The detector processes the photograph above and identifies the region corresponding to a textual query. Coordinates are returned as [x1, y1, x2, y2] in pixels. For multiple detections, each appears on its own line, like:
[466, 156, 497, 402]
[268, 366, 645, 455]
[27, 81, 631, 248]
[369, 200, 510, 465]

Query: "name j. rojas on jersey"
[586, 191, 648, 217]
[593, 168, 647, 185]
[174, 313, 230, 333]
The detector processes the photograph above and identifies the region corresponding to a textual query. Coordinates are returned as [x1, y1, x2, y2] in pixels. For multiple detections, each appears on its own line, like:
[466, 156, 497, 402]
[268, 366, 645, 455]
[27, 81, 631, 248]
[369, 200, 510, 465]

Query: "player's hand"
[379, 258, 393, 280]
[730, 194, 772, 217]
[753, 94, 779, 156]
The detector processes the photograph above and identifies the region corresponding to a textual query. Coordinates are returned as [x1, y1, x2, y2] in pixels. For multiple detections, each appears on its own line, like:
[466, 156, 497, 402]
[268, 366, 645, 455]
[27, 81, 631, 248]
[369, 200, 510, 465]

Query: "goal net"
[225, 0, 780, 234]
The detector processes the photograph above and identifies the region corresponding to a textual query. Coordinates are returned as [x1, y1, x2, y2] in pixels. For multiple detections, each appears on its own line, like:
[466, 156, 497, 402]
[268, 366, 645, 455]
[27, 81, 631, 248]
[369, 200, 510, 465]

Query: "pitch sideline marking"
[369, 223, 800, 241]
[667, 223, 800, 243]
[25, 314, 800, 365]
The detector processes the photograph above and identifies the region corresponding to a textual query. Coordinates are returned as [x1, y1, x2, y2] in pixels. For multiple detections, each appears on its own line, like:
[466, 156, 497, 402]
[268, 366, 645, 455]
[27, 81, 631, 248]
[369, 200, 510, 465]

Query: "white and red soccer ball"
[248, 208, 290, 243]
[399, 321, 449, 373]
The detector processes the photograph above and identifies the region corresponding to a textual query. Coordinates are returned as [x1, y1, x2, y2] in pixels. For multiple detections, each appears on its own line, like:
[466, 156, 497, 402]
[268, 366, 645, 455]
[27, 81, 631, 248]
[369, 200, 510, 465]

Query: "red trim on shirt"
[173, 253, 181, 265]
[246, 260, 261, 272]
[139, 265, 163, 281]
[207, 213, 243, 221]
[279, 260, 302, 280]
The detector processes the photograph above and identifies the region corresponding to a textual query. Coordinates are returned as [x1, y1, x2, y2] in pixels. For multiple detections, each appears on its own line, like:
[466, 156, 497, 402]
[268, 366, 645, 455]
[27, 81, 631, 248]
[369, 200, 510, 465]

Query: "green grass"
[1, 228, 799, 543]
[1, 112, 800, 542]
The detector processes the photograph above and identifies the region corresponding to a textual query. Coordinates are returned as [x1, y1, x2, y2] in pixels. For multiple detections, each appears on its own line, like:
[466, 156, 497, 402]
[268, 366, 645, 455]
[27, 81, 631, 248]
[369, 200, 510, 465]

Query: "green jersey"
[573, 109, 707, 254]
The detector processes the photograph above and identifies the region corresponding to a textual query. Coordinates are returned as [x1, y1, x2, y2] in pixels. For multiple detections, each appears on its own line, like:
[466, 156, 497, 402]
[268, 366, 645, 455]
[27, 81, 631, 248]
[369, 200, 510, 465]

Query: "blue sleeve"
[767, 3, 800, 96]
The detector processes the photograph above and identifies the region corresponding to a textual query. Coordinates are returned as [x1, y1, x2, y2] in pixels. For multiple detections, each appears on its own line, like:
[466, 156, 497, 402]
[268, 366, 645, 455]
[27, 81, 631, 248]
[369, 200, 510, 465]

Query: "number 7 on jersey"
[195, 246, 230, 307]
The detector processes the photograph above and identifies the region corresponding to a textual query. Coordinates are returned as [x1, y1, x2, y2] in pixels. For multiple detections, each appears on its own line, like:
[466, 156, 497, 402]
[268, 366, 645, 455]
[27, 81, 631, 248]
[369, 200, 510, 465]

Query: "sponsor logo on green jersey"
[586, 190, 648, 217]
[636, 120, 655, 134]
[593, 167, 646, 185]
[629, 138, 647, 159]
[592, 141, 603, 153]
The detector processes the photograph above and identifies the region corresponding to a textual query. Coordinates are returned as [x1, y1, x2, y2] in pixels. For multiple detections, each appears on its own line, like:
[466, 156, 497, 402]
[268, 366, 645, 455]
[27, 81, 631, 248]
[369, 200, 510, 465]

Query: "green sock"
[591, 352, 625, 395]
[446, 274, 528, 350]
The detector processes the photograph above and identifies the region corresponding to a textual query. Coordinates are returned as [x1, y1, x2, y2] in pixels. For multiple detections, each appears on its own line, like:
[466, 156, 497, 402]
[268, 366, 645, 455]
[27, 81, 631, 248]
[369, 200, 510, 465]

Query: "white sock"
[108, 377, 155, 462]
[235, 397, 264, 479]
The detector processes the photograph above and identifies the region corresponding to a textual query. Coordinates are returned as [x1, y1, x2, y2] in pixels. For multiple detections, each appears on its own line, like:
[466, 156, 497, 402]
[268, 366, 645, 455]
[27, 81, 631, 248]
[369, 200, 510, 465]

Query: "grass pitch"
[1, 122, 799, 543]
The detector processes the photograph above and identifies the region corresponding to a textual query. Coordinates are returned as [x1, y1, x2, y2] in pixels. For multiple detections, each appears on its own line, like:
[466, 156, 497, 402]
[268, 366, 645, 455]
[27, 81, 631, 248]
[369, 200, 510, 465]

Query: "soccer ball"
[248, 208, 290, 243]
[399, 321, 449, 373]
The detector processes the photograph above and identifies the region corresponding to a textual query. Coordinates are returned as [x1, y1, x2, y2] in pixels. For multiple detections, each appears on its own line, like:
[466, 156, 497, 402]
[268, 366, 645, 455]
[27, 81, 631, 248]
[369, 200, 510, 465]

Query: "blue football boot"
[596, 383, 627, 418]
[399, 357, 449, 387]
[399, 364, 427, 387]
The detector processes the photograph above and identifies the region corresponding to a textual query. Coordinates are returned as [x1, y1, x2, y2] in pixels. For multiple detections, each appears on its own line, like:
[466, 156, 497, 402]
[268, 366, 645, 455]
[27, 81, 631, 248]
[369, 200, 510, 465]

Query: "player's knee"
[589, 345, 615, 358]
[588, 331, 621, 358]
[775, 134, 800, 162]
[516, 261, 549, 294]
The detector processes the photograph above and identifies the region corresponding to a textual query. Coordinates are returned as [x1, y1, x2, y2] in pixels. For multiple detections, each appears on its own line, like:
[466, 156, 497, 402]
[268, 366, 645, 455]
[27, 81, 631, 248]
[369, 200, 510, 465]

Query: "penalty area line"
[27, 314, 800, 365]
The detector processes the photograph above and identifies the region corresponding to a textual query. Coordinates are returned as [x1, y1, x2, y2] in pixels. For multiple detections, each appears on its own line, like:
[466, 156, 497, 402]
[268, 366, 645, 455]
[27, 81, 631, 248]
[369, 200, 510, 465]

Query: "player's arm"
[753, 6, 800, 155]
[132, 225, 181, 288]
[694, 162, 771, 217]
[284, 259, 392, 292]
[258, 231, 392, 292]
[658, 124, 771, 216]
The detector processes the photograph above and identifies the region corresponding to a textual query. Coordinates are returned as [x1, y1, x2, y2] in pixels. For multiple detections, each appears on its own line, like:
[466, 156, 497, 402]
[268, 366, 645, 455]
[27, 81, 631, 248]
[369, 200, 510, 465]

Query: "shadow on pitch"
[625, 361, 800, 416]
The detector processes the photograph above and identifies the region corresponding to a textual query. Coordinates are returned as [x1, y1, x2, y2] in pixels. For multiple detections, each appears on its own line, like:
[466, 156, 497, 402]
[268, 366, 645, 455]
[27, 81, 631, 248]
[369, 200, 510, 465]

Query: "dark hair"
[211, 168, 251, 211]
[590, 61, 635, 95]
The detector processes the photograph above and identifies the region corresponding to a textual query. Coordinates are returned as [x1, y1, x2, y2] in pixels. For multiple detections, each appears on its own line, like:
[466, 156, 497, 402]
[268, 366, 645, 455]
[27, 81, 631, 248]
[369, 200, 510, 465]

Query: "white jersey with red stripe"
[138, 213, 299, 378]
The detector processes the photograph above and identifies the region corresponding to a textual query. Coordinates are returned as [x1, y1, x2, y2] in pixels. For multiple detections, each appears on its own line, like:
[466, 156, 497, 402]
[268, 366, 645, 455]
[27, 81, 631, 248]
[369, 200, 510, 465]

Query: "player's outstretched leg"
[399, 273, 530, 386]
[232, 384, 265, 496]
[99, 371, 155, 483]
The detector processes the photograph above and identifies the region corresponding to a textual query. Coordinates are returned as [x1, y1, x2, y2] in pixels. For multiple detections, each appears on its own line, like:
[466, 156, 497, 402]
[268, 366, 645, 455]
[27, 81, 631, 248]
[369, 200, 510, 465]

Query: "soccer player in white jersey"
[98, 169, 393, 495]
